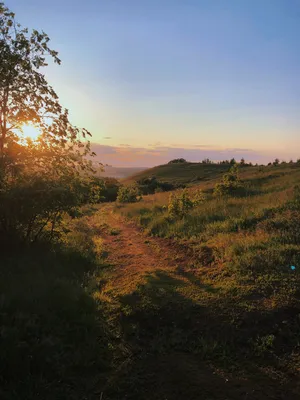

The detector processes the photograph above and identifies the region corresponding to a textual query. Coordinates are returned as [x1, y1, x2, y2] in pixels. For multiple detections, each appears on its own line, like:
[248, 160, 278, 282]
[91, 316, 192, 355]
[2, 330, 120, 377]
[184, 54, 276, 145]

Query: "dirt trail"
[100, 205, 192, 295]
[96, 206, 300, 400]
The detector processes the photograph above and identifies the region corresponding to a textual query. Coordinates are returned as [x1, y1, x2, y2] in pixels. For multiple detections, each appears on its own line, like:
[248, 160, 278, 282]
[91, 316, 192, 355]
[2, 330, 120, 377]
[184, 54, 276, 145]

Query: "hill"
[3, 162, 300, 399]
[124, 162, 240, 185]
[109, 162, 300, 397]
[96, 165, 147, 179]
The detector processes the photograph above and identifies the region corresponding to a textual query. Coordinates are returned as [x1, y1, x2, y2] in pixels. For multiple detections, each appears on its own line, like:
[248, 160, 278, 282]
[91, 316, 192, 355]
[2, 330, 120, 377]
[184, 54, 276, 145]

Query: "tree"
[168, 158, 187, 164]
[0, 3, 97, 243]
[202, 158, 213, 164]
[273, 158, 280, 166]
[240, 158, 245, 166]
[0, 3, 94, 177]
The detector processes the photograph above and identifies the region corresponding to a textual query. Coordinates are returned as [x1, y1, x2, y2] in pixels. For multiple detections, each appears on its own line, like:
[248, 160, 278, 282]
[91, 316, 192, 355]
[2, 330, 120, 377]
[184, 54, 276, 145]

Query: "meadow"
[1, 163, 300, 399]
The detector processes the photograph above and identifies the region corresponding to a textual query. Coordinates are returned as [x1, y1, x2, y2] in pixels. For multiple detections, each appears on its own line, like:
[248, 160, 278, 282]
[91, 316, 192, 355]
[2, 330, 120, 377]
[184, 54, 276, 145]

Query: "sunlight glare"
[22, 123, 41, 141]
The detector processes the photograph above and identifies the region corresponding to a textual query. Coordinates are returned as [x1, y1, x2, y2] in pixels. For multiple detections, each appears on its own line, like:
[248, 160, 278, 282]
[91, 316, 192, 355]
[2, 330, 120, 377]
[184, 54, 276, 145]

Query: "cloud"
[224, 148, 254, 152]
[193, 144, 215, 148]
[103, 136, 112, 139]
[90, 142, 268, 167]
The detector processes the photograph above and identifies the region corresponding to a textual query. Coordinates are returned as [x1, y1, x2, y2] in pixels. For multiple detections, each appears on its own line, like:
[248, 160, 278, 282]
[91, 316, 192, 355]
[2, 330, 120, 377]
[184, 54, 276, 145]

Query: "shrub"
[168, 189, 205, 218]
[193, 189, 205, 205]
[117, 185, 141, 203]
[0, 174, 101, 245]
[214, 165, 244, 197]
[101, 177, 121, 202]
[137, 176, 175, 195]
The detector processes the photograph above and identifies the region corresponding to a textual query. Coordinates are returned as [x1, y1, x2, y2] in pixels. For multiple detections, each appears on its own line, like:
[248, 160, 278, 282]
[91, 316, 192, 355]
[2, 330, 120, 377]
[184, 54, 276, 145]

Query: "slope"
[123, 162, 232, 185]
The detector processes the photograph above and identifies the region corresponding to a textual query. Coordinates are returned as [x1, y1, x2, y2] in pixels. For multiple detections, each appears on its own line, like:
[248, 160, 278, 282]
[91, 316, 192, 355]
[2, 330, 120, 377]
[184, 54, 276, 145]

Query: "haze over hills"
[95, 165, 147, 179]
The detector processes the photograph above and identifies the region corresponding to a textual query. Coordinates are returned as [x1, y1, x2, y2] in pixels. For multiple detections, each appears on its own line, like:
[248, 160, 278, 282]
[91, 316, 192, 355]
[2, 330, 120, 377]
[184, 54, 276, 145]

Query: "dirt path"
[96, 205, 300, 400]
[99, 205, 191, 295]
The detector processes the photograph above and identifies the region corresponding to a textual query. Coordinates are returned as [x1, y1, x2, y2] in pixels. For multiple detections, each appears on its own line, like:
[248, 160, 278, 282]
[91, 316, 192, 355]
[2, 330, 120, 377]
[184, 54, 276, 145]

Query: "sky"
[7, 0, 300, 166]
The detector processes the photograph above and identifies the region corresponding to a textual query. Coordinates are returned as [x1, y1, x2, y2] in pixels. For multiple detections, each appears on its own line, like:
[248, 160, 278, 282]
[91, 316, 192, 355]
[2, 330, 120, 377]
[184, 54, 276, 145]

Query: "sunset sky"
[8, 0, 300, 166]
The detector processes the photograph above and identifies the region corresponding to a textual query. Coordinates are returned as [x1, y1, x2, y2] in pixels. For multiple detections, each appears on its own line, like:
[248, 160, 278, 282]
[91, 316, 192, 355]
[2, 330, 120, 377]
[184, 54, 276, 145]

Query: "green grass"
[104, 164, 300, 398]
[2, 163, 300, 399]
[123, 161, 232, 186]
[117, 165, 300, 296]
[103, 268, 300, 399]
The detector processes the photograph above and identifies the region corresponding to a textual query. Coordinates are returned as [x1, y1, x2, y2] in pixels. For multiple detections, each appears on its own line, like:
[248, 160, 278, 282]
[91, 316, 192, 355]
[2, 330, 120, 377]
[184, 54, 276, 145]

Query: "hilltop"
[124, 161, 250, 186]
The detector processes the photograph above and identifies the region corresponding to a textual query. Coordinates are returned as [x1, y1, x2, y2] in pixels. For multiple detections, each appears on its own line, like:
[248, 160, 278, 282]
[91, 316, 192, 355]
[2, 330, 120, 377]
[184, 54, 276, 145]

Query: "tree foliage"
[168, 158, 187, 164]
[0, 3, 98, 244]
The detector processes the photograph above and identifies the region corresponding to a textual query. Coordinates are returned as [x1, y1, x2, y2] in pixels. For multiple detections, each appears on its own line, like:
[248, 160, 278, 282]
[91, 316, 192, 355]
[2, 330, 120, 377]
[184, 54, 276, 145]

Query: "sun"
[21, 123, 41, 141]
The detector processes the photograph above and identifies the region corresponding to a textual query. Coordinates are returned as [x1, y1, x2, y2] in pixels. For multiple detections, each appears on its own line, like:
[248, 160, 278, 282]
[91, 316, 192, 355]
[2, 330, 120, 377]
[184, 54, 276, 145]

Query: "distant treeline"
[168, 157, 300, 166]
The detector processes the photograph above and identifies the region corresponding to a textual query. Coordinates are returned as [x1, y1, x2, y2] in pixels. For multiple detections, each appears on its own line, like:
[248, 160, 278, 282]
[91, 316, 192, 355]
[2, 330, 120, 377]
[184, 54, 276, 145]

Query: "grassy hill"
[96, 165, 147, 179]
[110, 162, 300, 397]
[124, 162, 245, 185]
[2, 162, 300, 399]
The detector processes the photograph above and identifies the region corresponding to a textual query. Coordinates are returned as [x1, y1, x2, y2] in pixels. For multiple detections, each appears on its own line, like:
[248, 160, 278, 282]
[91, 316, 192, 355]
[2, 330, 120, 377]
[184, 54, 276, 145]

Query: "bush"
[214, 165, 244, 197]
[0, 174, 101, 246]
[101, 177, 121, 202]
[168, 189, 205, 218]
[117, 185, 141, 203]
[137, 176, 175, 195]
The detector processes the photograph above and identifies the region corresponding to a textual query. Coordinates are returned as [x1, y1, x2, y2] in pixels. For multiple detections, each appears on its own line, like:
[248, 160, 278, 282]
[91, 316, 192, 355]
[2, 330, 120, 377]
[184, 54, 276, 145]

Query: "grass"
[102, 268, 300, 399]
[2, 163, 300, 399]
[109, 163, 300, 397]
[123, 161, 232, 185]
[0, 213, 114, 400]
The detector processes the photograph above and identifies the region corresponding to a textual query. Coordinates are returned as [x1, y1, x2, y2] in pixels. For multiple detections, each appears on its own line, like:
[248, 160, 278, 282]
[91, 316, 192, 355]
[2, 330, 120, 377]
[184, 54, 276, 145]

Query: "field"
[1, 163, 300, 399]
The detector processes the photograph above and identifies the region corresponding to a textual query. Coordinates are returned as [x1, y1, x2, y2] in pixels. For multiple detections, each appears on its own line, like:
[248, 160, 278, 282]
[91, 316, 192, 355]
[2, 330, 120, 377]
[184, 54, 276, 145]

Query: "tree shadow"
[105, 270, 299, 400]
[175, 268, 220, 293]
[0, 244, 114, 400]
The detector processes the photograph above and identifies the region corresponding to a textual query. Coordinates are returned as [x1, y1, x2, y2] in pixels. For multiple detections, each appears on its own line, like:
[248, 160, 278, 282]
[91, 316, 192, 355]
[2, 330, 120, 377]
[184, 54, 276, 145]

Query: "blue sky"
[7, 0, 300, 166]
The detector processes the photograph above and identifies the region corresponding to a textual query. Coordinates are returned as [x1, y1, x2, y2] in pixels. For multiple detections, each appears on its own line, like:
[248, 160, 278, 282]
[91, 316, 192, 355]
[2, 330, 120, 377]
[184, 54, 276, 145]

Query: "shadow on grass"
[175, 268, 221, 293]
[105, 270, 300, 400]
[0, 243, 113, 400]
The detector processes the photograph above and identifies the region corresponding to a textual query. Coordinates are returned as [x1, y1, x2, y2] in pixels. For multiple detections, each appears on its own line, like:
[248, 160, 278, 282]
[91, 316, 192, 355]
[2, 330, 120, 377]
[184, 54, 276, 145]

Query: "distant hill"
[123, 162, 233, 185]
[96, 166, 147, 179]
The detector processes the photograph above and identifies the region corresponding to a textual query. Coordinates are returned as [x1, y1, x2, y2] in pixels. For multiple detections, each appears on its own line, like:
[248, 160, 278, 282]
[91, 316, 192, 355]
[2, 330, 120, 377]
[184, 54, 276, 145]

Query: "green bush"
[136, 176, 175, 195]
[168, 189, 205, 218]
[117, 185, 141, 203]
[101, 177, 121, 202]
[214, 165, 244, 197]
[0, 174, 102, 245]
